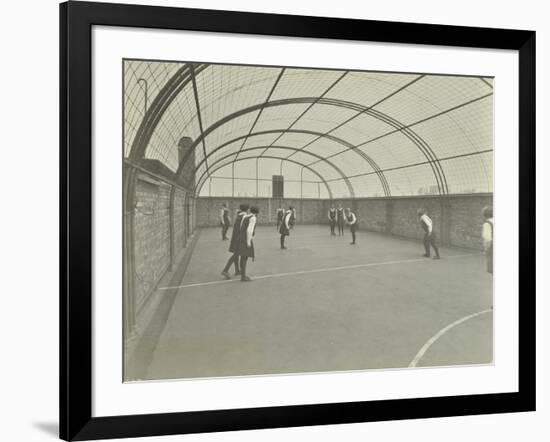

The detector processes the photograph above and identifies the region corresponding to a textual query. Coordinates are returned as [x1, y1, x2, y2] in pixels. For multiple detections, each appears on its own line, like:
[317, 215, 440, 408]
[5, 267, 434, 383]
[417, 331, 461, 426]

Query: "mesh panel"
[253, 103, 311, 133]
[383, 164, 438, 196]
[270, 69, 345, 101]
[375, 75, 492, 126]
[331, 112, 396, 145]
[443, 151, 493, 194]
[325, 72, 421, 107]
[303, 137, 348, 157]
[124, 60, 182, 157]
[358, 131, 427, 170]
[273, 132, 321, 149]
[204, 110, 261, 157]
[328, 151, 377, 176]
[125, 61, 493, 198]
[196, 65, 279, 128]
[413, 95, 494, 158]
[348, 174, 386, 198]
[241, 132, 283, 150]
[292, 103, 358, 133]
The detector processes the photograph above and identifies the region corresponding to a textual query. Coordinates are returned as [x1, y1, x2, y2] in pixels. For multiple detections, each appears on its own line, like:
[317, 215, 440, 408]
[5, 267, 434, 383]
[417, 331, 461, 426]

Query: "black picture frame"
[60, 1, 536, 440]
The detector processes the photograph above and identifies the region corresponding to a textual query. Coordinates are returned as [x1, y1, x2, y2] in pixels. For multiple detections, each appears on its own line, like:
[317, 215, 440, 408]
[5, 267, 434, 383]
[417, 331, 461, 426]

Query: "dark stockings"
[222, 253, 240, 273]
[239, 255, 248, 279]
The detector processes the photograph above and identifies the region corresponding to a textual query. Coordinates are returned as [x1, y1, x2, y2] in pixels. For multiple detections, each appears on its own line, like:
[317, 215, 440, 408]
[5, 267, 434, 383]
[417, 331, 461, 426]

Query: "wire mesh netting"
[124, 60, 494, 198]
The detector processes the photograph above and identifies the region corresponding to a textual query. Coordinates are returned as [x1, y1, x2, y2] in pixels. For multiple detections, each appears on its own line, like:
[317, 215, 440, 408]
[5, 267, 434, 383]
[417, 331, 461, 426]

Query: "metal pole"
[232, 162, 235, 197]
[280, 160, 284, 203]
[123, 166, 138, 340]
[300, 167, 304, 199]
[168, 186, 175, 271]
[209, 177, 212, 197]
[256, 157, 259, 197]
[137, 78, 148, 116]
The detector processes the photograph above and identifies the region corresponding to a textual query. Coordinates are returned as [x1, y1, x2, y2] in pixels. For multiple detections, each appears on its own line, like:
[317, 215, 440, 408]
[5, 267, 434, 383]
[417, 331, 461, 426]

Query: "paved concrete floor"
[141, 225, 493, 380]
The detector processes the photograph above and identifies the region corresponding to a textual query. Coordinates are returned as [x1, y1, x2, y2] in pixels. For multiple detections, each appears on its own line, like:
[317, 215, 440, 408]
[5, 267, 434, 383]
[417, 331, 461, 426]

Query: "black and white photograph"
[123, 60, 495, 381]
[1, 0, 543, 440]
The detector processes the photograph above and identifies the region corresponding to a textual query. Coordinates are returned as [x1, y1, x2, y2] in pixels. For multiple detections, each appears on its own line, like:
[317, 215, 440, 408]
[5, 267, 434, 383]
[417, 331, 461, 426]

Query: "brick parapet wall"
[125, 170, 196, 327]
[173, 188, 187, 252]
[133, 176, 171, 310]
[196, 194, 492, 250]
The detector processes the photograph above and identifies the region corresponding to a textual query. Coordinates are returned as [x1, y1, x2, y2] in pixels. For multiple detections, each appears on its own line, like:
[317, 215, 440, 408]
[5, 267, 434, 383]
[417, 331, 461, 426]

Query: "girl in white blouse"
[345, 208, 358, 245]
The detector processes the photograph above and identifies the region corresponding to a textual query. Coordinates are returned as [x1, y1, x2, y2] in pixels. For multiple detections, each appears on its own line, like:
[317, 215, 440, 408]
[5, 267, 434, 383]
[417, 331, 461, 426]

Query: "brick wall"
[128, 172, 199, 313]
[448, 195, 492, 249]
[133, 174, 172, 310]
[387, 197, 445, 241]
[173, 188, 187, 252]
[196, 194, 492, 250]
[196, 197, 328, 226]
[375, 195, 492, 249]
[351, 199, 388, 233]
[124, 165, 199, 359]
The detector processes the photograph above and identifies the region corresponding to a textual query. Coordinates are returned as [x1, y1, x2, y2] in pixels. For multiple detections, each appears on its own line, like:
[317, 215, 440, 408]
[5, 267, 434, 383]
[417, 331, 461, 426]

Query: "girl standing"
[345, 208, 358, 245]
[221, 203, 249, 279]
[482, 206, 493, 274]
[337, 205, 345, 236]
[276, 207, 284, 231]
[289, 206, 296, 229]
[328, 206, 337, 235]
[279, 207, 292, 249]
[417, 208, 441, 259]
[238, 206, 259, 282]
[220, 203, 231, 240]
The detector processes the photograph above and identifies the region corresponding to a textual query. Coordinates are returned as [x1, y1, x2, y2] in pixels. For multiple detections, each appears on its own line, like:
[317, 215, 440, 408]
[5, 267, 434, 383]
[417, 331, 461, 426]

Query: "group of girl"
[277, 204, 358, 247]
[328, 205, 358, 245]
[220, 202, 494, 281]
[220, 203, 259, 282]
[219, 203, 358, 282]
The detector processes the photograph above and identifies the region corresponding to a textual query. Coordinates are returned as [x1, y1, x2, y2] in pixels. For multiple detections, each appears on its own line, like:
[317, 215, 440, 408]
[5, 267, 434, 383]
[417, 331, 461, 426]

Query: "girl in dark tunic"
[279, 207, 292, 249]
[238, 206, 259, 282]
[220, 203, 231, 240]
[417, 208, 441, 259]
[482, 206, 493, 274]
[276, 207, 284, 231]
[328, 206, 337, 235]
[289, 206, 296, 229]
[221, 203, 249, 279]
[337, 206, 345, 236]
[345, 208, 358, 245]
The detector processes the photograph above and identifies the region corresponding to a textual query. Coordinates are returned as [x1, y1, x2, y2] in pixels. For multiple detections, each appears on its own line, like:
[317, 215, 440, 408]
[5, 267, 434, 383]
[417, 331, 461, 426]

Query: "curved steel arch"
[195, 155, 333, 199]
[174, 96, 448, 195]
[319, 97, 449, 194]
[192, 129, 389, 196]
[128, 62, 491, 171]
[125, 62, 450, 195]
[194, 145, 355, 198]
[128, 63, 209, 161]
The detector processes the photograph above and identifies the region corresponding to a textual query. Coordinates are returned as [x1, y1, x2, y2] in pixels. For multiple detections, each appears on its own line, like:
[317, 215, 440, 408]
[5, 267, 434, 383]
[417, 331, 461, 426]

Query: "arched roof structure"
[124, 60, 493, 198]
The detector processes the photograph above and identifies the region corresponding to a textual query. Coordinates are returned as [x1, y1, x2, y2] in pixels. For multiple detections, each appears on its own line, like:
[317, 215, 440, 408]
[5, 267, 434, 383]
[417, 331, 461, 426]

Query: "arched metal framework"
[193, 146, 354, 198]
[173, 96, 448, 196]
[128, 63, 209, 162]
[125, 62, 494, 198]
[195, 155, 334, 199]
[191, 128, 393, 196]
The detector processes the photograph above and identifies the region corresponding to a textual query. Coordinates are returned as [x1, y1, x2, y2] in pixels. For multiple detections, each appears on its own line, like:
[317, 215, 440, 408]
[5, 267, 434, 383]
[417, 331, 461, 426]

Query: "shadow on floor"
[33, 421, 58, 438]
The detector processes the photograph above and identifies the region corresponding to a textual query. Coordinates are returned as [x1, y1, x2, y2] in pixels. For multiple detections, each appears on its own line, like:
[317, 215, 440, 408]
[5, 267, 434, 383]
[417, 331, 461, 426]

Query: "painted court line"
[158, 253, 478, 291]
[408, 308, 493, 368]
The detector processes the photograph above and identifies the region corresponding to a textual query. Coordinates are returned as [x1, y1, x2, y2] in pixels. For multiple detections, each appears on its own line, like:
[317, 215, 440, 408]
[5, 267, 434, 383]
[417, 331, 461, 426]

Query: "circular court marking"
[408, 308, 493, 368]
